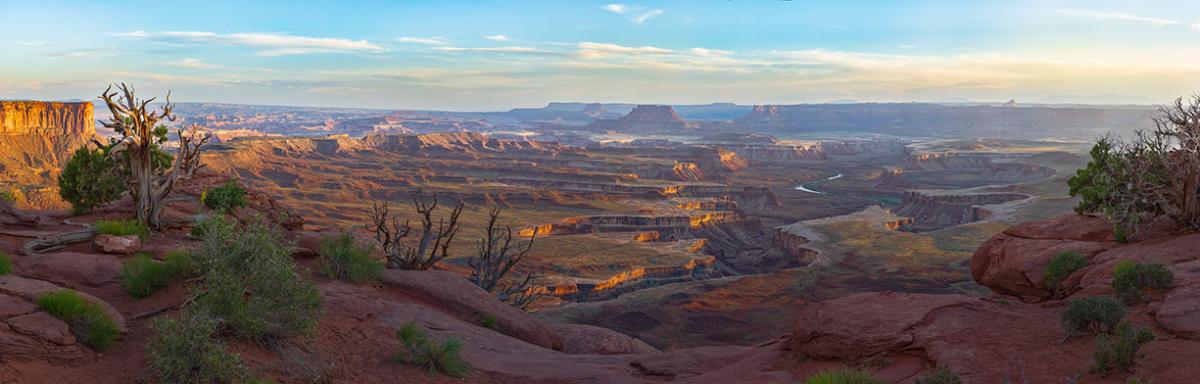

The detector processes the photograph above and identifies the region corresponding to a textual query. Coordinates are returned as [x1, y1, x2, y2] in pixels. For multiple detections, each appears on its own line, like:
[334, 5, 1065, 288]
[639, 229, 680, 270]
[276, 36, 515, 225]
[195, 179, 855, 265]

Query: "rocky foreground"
[2, 172, 1197, 382]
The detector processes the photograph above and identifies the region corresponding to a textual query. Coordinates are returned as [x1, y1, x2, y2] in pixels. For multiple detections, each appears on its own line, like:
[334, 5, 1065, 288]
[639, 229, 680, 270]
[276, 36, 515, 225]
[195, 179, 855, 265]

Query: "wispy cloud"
[484, 34, 509, 41]
[1053, 9, 1179, 26]
[166, 58, 220, 69]
[631, 9, 664, 24]
[397, 36, 446, 45]
[115, 30, 384, 56]
[687, 47, 731, 57]
[578, 42, 673, 57]
[602, 4, 628, 14]
[434, 46, 544, 54]
[1193, 22, 1200, 31]
[602, 4, 663, 24]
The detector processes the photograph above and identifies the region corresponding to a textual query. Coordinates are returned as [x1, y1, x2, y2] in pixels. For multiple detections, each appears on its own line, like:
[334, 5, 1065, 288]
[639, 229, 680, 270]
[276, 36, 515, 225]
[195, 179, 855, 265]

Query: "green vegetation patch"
[394, 322, 470, 378]
[1091, 321, 1155, 375]
[204, 180, 248, 212]
[0, 251, 11, 276]
[1043, 251, 1087, 290]
[147, 309, 250, 384]
[319, 233, 383, 283]
[95, 219, 150, 240]
[1061, 296, 1126, 338]
[119, 254, 174, 298]
[58, 146, 125, 215]
[36, 290, 121, 350]
[1112, 261, 1174, 303]
[914, 367, 963, 384]
[804, 369, 882, 384]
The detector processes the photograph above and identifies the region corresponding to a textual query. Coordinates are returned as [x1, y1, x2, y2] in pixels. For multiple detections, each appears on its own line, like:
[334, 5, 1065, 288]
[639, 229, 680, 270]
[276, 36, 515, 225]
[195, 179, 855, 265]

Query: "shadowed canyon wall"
[0, 101, 96, 208]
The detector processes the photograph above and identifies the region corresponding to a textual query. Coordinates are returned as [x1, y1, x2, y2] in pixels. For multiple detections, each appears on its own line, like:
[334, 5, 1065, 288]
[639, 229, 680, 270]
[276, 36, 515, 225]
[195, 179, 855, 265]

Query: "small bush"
[1061, 296, 1127, 338]
[804, 369, 882, 384]
[319, 233, 383, 283]
[36, 290, 120, 350]
[58, 146, 125, 214]
[119, 254, 174, 298]
[0, 251, 11, 276]
[394, 322, 470, 378]
[0, 187, 21, 204]
[147, 309, 250, 384]
[191, 214, 234, 238]
[1091, 321, 1155, 375]
[914, 367, 963, 384]
[204, 180, 248, 212]
[481, 315, 497, 329]
[1043, 251, 1087, 290]
[95, 219, 150, 240]
[1112, 261, 1174, 303]
[164, 249, 200, 278]
[192, 220, 321, 344]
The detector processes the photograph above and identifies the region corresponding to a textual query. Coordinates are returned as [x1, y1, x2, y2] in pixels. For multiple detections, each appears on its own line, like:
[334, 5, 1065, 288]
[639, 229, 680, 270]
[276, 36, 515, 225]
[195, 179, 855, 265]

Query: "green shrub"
[36, 290, 120, 350]
[119, 254, 174, 298]
[191, 214, 234, 238]
[164, 249, 200, 278]
[1112, 261, 1174, 303]
[319, 233, 383, 283]
[58, 146, 125, 214]
[1068, 138, 1121, 216]
[394, 322, 470, 378]
[0, 251, 11, 276]
[1061, 296, 1126, 338]
[1043, 251, 1087, 290]
[0, 187, 20, 204]
[147, 309, 250, 384]
[191, 220, 321, 344]
[481, 315, 497, 329]
[204, 180, 248, 212]
[95, 219, 150, 240]
[1091, 321, 1155, 375]
[805, 369, 882, 384]
[914, 367, 963, 384]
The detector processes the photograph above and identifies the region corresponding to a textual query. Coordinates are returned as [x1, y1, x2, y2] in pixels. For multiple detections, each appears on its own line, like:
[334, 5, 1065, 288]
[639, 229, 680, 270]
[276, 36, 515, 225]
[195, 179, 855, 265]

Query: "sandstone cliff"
[0, 101, 96, 208]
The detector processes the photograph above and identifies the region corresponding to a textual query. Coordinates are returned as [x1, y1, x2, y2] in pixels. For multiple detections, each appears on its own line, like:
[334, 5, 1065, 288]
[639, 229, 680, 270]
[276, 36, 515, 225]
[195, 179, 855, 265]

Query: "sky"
[1, 0, 1199, 111]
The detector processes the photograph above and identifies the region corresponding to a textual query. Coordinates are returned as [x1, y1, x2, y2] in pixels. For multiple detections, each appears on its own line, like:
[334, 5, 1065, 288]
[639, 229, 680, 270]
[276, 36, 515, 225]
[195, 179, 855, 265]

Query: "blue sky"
[1, 0, 1198, 110]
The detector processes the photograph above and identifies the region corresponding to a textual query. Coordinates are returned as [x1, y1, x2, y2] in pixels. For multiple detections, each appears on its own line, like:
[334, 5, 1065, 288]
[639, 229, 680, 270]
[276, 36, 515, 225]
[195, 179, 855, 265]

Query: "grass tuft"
[804, 369, 882, 384]
[394, 322, 470, 378]
[1043, 251, 1087, 290]
[319, 233, 383, 283]
[0, 251, 11, 276]
[119, 254, 174, 298]
[36, 290, 120, 350]
[95, 219, 149, 240]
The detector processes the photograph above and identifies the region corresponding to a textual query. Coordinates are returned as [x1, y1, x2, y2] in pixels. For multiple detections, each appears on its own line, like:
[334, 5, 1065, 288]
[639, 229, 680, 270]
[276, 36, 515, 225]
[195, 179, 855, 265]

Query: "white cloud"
[115, 30, 384, 55]
[898, 44, 917, 49]
[602, 4, 628, 14]
[578, 42, 673, 57]
[687, 47, 732, 57]
[434, 46, 543, 53]
[484, 34, 510, 41]
[397, 36, 446, 45]
[1054, 9, 1179, 26]
[631, 9, 664, 24]
[167, 58, 220, 69]
[1193, 22, 1200, 31]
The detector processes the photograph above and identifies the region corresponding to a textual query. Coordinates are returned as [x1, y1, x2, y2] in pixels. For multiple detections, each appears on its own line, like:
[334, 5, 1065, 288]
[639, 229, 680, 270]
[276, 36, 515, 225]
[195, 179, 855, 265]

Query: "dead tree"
[99, 84, 209, 229]
[371, 193, 463, 270]
[468, 207, 541, 309]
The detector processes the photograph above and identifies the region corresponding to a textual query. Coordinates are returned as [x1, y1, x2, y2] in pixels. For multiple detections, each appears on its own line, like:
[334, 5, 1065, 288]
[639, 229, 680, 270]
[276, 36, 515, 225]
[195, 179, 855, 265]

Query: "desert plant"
[1061, 296, 1126, 338]
[0, 251, 10, 276]
[393, 322, 470, 378]
[98, 83, 210, 229]
[147, 308, 250, 384]
[804, 369, 882, 384]
[370, 192, 463, 270]
[191, 213, 235, 238]
[95, 219, 150, 240]
[1069, 137, 1123, 216]
[164, 249, 200, 278]
[1043, 251, 1087, 291]
[119, 254, 174, 298]
[204, 180, 248, 212]
[191, 219, 321, 344]
[319, 233, 383, 283]
[58, 146, 125, 214]
[1091, 321, 1155, 375]
[481, 314, 497, 329]
[0, 187, 21, 204]
[914, 367, 963, 384]
[467, 207, 541, 309]
[36, 290, 120, 350]
[1112, 261, 1174, 303]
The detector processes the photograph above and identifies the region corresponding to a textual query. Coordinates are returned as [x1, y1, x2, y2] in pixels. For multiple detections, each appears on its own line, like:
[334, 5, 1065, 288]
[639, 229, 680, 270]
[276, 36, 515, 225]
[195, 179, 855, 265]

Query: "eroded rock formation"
[0, 101, 96, 208]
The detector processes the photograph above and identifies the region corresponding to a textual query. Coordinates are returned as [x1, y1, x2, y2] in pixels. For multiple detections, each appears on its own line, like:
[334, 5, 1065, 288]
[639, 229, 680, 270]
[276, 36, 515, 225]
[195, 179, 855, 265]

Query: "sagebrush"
[394, 322, 470, 378]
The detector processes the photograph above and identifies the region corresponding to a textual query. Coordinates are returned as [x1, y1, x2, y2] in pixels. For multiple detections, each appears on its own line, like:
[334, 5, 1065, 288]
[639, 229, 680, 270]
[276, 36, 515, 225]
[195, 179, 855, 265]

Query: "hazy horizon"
[3, 0, 1199, 110]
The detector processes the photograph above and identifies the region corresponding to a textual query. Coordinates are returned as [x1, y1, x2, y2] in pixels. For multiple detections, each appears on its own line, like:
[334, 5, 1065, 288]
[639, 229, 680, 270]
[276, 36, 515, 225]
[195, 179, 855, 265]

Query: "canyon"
[2, 99, 1167, 383]
[0, 101, 96, 209]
